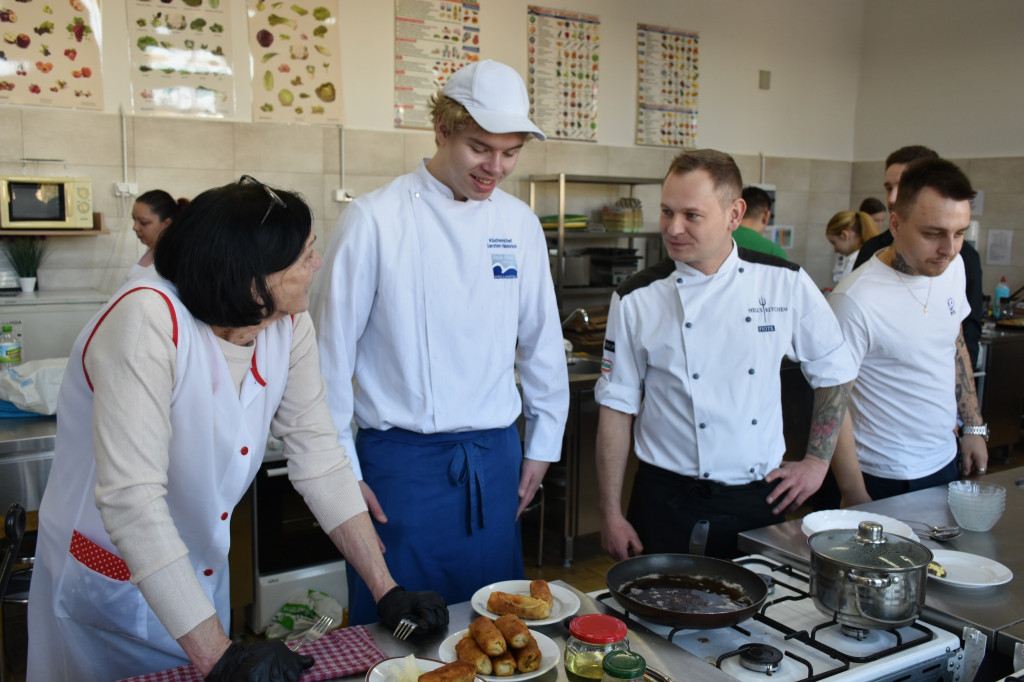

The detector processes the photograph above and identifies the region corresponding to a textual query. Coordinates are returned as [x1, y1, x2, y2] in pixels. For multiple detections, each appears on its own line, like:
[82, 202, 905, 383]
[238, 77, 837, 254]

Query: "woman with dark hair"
[129, 189, 189, 281]
[27, 177, 447, 682]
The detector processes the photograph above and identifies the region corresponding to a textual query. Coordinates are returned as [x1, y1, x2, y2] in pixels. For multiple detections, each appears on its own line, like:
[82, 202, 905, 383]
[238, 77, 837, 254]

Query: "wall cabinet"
[529, 174, 663, 310]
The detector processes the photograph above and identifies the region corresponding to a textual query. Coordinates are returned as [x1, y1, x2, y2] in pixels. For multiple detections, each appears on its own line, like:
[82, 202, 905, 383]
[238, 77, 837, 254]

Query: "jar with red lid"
[564, 614, 630, 679]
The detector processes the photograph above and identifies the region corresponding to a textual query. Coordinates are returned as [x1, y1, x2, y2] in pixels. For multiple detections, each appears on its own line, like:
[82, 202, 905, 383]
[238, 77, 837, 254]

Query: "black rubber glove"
[205, 641, 314, 682]
[377, 585, 449, 634]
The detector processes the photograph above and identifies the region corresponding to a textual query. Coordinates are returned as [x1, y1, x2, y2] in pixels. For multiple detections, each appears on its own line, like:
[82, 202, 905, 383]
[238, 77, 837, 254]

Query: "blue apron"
[346, 424, 525, 625]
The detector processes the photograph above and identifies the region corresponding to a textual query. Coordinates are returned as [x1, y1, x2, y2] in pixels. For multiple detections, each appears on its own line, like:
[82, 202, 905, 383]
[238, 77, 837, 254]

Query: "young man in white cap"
[313, 60, 568, 625]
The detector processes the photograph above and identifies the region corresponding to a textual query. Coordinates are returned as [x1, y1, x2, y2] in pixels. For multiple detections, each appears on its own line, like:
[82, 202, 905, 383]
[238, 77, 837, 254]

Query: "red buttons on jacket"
[204, 569, 214, 576]
[240, 446, 249, 455]
[221, 512, 229, 521]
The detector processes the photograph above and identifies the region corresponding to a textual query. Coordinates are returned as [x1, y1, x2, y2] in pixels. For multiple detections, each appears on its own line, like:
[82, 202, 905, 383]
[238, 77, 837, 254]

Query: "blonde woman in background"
[826, 211, 880, 281]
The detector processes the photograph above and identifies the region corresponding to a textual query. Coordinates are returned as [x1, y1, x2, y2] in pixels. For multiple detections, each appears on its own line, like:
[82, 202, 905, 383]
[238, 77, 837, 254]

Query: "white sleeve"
[594, 292, 644, 415]
[311, 202, 379, 480]
[791, 271, 859, 388]
[513, 218, 569, 462]
[828, 291, 869, 371]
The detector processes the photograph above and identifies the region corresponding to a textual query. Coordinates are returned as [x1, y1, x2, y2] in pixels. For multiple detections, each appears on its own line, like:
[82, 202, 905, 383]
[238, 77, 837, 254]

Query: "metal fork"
[392, 617, 417, 641]
[288, 614, 333, 652]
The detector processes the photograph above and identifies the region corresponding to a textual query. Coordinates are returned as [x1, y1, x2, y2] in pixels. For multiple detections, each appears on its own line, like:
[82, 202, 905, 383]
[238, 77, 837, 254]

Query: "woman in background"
[858, 197, 887, 233]
[826, 210, 880, 281]
[129, 190, 189, 281]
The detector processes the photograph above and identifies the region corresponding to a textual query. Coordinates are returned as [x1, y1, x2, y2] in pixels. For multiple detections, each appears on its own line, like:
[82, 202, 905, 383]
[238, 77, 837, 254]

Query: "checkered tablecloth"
[119, 625, 387, 682]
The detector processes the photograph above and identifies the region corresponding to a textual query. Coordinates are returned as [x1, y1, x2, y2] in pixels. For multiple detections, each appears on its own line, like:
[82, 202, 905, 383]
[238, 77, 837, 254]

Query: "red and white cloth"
[118, 625, 387, 682]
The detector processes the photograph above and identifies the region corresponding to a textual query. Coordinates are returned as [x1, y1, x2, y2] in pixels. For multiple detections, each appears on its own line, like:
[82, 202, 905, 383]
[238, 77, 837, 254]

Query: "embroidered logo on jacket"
[947, 297, 957, 316]
[492, 254, 518, 279]
[749, 295, 788, 333]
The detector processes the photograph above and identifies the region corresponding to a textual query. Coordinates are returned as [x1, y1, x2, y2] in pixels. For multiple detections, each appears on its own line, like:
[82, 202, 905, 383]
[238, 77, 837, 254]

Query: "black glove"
[377, 585, 449, 634]
[205, 641, 314, 682]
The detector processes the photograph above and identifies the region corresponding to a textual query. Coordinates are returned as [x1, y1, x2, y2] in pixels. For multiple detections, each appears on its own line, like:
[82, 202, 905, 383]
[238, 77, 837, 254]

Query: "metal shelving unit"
[528, 173, 662, 307]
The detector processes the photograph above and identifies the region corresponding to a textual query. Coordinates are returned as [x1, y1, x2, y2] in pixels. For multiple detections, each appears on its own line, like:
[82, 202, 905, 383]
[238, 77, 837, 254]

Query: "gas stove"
[597, 554, 981, 682]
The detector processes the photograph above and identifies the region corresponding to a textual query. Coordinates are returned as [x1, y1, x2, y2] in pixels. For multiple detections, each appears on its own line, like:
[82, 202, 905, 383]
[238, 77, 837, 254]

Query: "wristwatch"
[961, 423, 990, 441]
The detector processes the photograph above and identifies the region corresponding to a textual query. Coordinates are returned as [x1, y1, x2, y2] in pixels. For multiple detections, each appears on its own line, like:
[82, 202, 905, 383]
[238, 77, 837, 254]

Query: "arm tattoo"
[891, 250, 914, 275]
[806, 381, 852, 461]
[954, 330, 983, 425]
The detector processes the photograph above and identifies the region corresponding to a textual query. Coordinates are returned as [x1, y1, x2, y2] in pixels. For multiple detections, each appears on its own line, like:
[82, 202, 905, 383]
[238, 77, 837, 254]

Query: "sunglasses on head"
[239, 175, 286, 226]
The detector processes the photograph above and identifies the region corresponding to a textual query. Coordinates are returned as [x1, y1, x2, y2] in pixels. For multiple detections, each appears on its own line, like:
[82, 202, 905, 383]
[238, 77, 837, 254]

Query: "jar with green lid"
[602, 650, 646, 681]
[564, 614, 630, 680]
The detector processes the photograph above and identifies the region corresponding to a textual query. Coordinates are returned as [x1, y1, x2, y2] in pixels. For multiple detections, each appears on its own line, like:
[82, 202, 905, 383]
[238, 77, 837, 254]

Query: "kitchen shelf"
[530, 174, 662, 307]
[0, 212, 107, 237]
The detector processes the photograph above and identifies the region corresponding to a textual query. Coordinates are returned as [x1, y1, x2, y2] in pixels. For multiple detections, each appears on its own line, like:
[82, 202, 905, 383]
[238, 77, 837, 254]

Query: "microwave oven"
[0, 175, 94, 230]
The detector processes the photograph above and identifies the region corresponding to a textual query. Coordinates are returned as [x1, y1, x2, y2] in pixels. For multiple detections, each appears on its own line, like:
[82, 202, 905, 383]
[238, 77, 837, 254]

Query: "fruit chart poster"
[393, 0, 480, 131]
[635, 23, 698, 148]
[126, 0, 234, 118]
[526, 6, 599, 142]
[0, 0, 103, 110]
[248, 0, 342, 124]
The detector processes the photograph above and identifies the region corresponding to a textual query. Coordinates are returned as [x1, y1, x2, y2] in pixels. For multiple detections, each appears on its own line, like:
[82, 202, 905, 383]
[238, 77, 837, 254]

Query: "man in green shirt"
[734, 185, 788, 259]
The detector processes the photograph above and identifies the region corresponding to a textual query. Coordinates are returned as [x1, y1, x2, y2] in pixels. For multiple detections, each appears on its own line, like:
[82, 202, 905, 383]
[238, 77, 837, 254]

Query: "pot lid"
[808, 521, 932, 569]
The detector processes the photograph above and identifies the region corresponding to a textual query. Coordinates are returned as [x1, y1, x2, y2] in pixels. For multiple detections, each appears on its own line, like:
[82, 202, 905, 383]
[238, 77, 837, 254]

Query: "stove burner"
[756, 573, 776, 596]
[738, 643, 784, 674]
[840, 624, 871, 640]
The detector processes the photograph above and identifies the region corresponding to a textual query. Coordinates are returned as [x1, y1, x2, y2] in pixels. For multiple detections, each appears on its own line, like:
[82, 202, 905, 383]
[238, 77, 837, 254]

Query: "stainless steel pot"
[807, 521, 932, 629]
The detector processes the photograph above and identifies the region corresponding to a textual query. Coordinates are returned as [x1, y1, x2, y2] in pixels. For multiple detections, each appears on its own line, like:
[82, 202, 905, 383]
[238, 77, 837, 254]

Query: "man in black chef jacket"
[853, 145, 984, 368]
[594, 149, 857, 560]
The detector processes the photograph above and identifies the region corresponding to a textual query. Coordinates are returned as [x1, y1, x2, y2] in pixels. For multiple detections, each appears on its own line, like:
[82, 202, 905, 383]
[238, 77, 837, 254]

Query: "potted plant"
[3, 236, 48, 292]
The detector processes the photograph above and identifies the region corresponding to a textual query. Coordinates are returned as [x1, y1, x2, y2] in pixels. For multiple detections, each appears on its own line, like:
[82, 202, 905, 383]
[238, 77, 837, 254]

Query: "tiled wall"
[2, 107, 1020, 301]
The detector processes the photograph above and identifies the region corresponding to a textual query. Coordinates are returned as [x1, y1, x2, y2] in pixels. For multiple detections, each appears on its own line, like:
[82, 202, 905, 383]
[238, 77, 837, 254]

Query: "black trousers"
[626, 461, 781, 560]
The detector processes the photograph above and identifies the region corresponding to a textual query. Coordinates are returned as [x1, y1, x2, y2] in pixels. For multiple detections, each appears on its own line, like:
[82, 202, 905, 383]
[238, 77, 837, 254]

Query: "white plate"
[801, 510, 920, 542]
[438, 628, 559, 681]
[470, 580, 580, 626]
[928, 549, 1013, 588]
[365, 656, 450, 681]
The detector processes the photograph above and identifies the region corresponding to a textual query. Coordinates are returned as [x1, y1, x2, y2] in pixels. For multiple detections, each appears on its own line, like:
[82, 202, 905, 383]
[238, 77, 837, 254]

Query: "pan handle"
[688, 519, 709, 555]
[846, 571, 892, 588]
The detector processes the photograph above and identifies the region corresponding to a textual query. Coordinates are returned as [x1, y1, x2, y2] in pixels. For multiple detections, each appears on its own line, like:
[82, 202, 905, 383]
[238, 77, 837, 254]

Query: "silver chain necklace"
[894, 270, 933, 315]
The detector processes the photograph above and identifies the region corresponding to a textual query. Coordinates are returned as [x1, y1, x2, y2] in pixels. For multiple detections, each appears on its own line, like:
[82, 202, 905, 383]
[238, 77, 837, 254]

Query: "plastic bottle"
[0, 324, 21, 370]
[993, 276, 1010, 319]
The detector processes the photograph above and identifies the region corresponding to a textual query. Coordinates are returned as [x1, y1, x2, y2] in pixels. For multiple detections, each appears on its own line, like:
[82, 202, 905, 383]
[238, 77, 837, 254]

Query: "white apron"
[27, 280, 292, 682]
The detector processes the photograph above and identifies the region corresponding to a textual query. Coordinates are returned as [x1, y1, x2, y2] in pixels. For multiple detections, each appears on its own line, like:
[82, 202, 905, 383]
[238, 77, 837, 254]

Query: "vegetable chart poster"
[0, 0, 103, 110]
[126, 0, 235, 118]
[526, 6, 599, 142]
[635, 23, 698, 148]
[393, 0, 481, 131]
[247, 0, 342, 125]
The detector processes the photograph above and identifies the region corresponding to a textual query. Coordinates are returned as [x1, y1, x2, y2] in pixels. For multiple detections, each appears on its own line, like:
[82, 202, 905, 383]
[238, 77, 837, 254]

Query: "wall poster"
[127, 0, 233, 118]
[0, 0, 103, 110]
[635, 23, 698, 148]
[394, 0, 481, 131]
[248, 0, 343, 124]
[526, 6, 599, 142]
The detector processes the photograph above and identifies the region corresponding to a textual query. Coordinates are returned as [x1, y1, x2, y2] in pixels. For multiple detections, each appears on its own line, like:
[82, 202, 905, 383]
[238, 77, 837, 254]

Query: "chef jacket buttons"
[685, 322, 692, 328]
[738, 267, 745, 273]
[752, 419, 758, 425]
[692, 373, 699, 379]
[699, 422, 706, 429]
[703, 472, 710, 478]
[676, 277, 683, 283]
[748, 368, 755, 374]
[203, 569, 213, 576]
[240, 446, 249, 456]
[745, 316, 752, 322]
[220, 512, 229, 521]
[750, 467, 756, 473]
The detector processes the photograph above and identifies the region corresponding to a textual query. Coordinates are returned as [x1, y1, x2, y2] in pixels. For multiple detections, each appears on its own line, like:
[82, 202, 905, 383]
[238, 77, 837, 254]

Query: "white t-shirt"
[828, 254, 969, 479]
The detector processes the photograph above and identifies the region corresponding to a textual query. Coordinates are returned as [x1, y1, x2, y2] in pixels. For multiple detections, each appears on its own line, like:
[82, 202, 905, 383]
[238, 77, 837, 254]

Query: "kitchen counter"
[0, 415, 56, 512]
[327, 579, 729, 681]
[738, 467, 1024, 655]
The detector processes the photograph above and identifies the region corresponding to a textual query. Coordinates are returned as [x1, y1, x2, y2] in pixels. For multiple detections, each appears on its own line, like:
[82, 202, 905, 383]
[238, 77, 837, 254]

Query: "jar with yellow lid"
[564, 614, 630, 680]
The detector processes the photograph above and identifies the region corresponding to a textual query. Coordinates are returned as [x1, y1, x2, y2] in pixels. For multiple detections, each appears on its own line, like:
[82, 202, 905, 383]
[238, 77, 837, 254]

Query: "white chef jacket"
[312, 161, 568, 479]
[829, 254, 968, 479]
[595, 245, 857, 485]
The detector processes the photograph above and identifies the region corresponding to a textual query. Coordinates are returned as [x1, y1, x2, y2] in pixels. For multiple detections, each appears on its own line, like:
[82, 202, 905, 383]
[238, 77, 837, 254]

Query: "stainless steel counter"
[0, 415, 56, 511]
[738, 467, 1024, 654]
[327, 580, 730, 681]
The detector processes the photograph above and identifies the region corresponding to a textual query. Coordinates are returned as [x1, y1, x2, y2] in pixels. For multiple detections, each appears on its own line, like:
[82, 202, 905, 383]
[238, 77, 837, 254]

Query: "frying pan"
[606, 554, 768, 630]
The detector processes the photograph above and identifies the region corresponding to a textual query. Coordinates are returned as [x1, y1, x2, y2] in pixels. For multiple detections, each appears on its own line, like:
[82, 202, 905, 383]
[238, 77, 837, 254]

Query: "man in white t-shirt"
[828, 158, 988, 504]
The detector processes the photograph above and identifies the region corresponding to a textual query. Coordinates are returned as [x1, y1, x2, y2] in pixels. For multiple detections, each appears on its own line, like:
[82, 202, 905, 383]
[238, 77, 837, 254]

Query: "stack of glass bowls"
[947, 481, 1006, 531]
